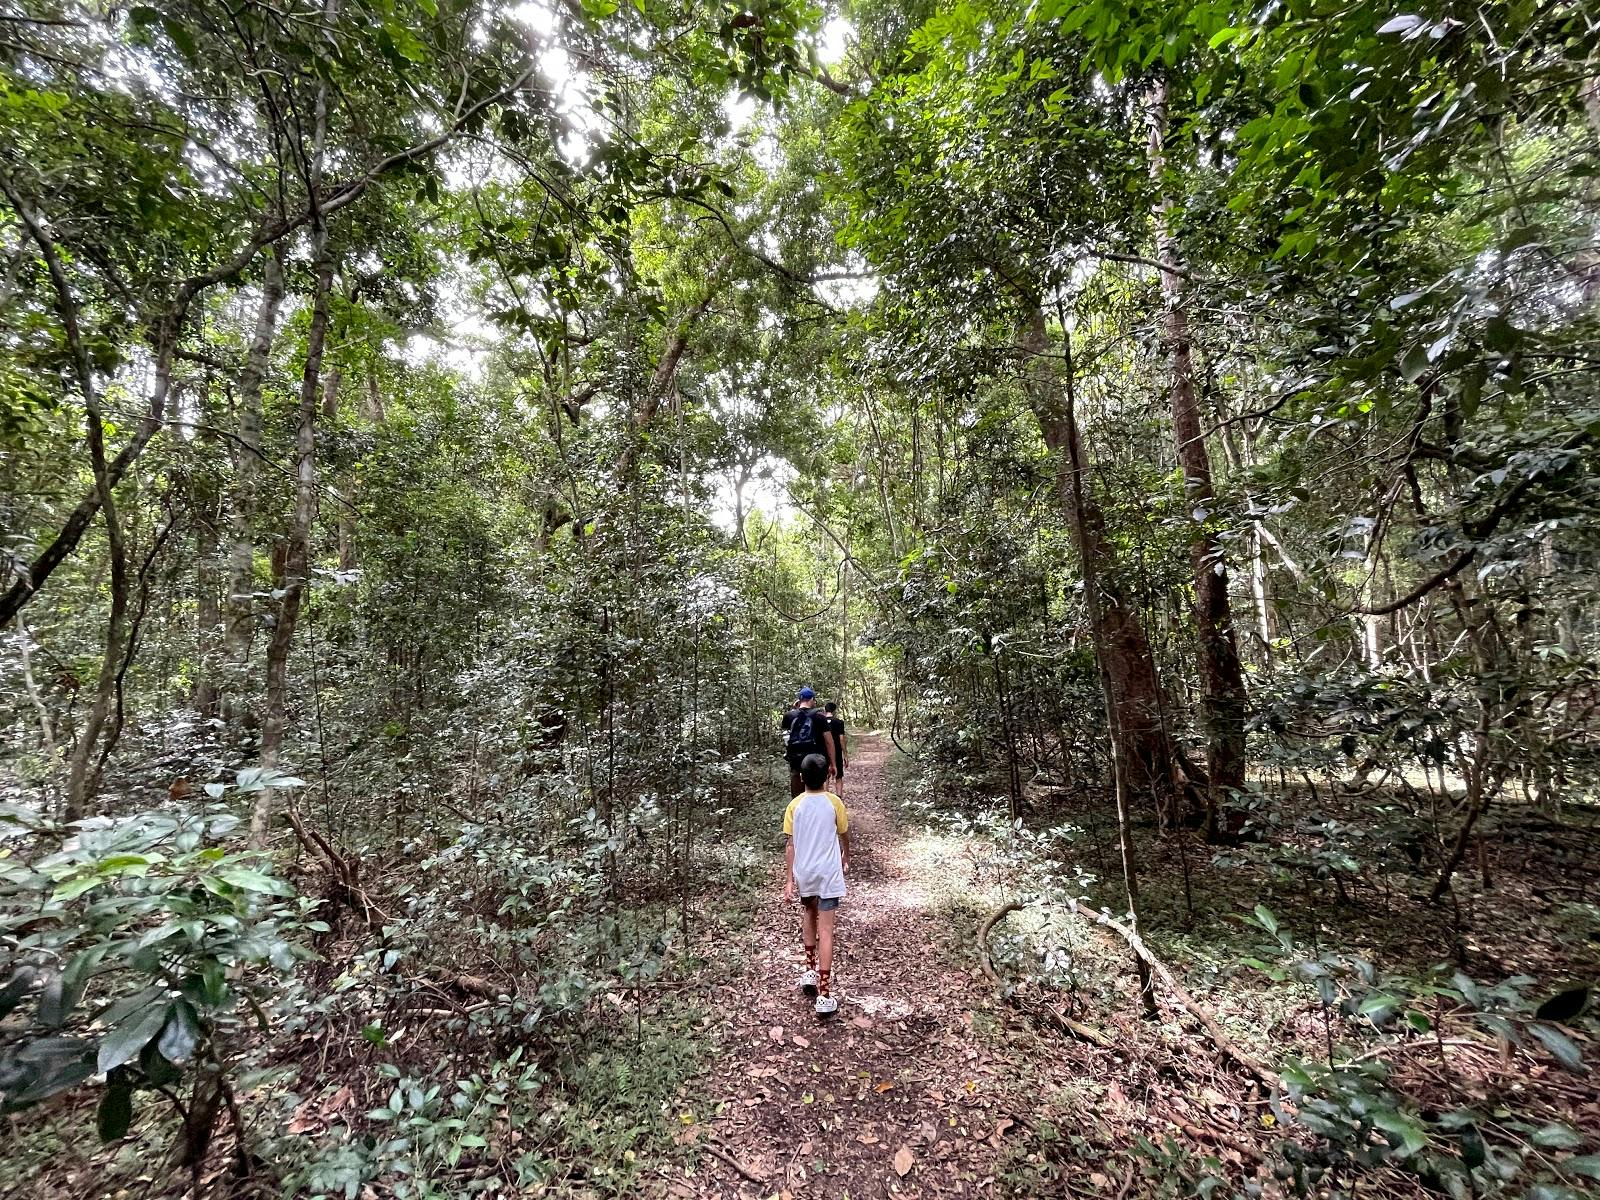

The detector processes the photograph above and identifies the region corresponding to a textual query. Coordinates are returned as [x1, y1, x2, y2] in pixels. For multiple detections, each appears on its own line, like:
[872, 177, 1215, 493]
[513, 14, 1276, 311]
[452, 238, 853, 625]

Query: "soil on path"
[682, 737, 1021, 1198]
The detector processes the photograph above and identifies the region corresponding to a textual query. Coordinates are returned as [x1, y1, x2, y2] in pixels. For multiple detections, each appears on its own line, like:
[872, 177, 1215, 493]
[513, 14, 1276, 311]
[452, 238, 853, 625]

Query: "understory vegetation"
[2, 0, 1598, 1196]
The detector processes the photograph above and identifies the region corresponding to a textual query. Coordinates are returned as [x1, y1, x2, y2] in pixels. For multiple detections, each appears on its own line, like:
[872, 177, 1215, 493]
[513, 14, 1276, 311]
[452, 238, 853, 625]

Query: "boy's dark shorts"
[801, 896, 841, 912]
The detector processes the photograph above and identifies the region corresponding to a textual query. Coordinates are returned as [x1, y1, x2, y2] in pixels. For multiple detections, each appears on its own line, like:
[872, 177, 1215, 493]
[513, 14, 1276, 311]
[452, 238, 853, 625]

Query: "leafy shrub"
[1244, 906, 1599, 1198]
[0, 773, 315, 1159]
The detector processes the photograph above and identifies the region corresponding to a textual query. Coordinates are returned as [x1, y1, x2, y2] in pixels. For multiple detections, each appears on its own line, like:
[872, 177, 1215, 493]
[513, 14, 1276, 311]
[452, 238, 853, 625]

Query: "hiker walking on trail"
[781, 686, 836, 799]
[782, 752, 850, 1016]
[823, 700, 847, 795]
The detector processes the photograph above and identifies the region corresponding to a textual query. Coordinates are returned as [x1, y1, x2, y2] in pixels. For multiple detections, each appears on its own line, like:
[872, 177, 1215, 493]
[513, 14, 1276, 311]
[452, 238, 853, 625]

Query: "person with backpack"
[781, 687, 836, 799]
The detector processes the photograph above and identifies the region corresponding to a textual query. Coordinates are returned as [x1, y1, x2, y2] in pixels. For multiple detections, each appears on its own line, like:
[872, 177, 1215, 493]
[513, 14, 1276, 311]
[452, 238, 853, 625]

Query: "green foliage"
[1245, 906, 1598, 1198]
[0, 777, 311, 1149]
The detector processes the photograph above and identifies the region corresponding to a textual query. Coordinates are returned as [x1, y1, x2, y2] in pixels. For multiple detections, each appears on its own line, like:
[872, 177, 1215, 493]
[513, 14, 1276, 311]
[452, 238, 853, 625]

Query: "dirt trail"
[683, 736, 1019, 1198]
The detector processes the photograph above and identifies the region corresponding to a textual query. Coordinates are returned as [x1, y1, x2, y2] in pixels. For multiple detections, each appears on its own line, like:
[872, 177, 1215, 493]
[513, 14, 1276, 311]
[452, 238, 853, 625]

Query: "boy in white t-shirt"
[781, 752, 851, 1016]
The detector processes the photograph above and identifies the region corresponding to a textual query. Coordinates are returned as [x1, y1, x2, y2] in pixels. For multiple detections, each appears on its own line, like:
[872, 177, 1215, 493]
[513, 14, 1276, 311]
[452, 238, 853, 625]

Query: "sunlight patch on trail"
[844, 992, 915, 1019]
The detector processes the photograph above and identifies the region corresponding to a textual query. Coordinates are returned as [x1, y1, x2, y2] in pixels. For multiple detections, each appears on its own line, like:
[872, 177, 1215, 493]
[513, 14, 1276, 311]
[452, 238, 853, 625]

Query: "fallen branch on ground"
[979, 899, 1276, 1089]
[701, 1138, 766, 1184]
[977, 901, 1112, 1047]
[977, 900, 1026, 987]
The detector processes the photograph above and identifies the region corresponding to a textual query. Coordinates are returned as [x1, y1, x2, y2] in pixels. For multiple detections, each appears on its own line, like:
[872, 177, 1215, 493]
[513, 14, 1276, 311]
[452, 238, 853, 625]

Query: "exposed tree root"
[976, 900, 1026, 986]
[285, 803, 390, 930]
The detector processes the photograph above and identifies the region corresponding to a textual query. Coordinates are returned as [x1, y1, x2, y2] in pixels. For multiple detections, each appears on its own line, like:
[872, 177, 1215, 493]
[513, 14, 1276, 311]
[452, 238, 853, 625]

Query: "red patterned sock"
[804, 944, 817, 969]
[819, 969, 831, 997]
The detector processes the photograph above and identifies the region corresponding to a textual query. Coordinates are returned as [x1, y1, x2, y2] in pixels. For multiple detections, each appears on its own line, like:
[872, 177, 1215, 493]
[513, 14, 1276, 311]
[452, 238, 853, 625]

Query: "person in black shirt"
[823, 701, 847, 795]
[781, 687, 836, 797]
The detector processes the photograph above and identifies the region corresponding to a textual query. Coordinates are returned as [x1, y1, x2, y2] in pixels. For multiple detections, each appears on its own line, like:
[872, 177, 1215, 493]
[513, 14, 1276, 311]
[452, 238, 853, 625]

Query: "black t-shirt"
[828, 716, 846, 767]
[782, 706, 826, 763]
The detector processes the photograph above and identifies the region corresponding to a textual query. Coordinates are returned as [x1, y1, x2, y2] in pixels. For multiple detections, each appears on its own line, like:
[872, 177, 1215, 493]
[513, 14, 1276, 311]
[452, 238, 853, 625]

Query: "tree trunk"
[252, 39, 336, 847]
[223, 251, 287, 723]
[12, 191, 135, 820]
[192, 467, 223, 718]
[253, 246, 331, 848]
[1054, 311, 1156, 1016]
[0, 180, 178, 631]
[16, 617, 59, 809]
[1019, 306, 1176, 825]
[1146, 81, 1248, 837]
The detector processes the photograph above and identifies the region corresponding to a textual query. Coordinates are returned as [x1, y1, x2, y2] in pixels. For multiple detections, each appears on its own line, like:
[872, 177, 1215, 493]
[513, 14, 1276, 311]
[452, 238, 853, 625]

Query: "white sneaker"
[814, 993, 838, 1017]
[798, 968, 820, 995]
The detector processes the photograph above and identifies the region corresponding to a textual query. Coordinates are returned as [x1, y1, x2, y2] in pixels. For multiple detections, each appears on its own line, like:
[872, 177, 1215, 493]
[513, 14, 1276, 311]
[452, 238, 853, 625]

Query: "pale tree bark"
[321, 365, 359, 572]
[1216, 419, 1274, 661]
[1020, 306, 1177, 826]
[223, 250, 286, 723]
[1146, 81, 1248, 837]
[15, 617, 58, 809]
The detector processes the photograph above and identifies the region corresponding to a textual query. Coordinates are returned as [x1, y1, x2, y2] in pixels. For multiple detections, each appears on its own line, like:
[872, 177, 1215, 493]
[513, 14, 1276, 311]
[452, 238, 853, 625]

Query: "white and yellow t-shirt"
[783, 790, 849, 900]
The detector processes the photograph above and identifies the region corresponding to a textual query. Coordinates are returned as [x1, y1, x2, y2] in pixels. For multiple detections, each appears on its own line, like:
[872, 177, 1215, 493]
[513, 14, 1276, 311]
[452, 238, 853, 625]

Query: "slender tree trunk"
[1146, 81, 1248, 837]
[11, 191, 134, 820]
[16, 617, 58, 808]
[840, 533, 851, 704]
[193, 467, 223, 717]
[252, 39, 336, 847]
[1056, 309, 1156, 1015]
[253, 248, 331, 848]
[1020, 306, 1176, 825]
[223, 251, 286, 723]
[63, 487, 128, 818]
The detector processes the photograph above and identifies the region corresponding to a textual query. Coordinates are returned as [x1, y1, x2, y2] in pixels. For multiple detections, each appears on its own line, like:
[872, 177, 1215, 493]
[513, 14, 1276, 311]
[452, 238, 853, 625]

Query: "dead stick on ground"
[980, 900, 1276, 1089]
[978, 902, 1113, 1047]
[703, 1139, 766, 1185]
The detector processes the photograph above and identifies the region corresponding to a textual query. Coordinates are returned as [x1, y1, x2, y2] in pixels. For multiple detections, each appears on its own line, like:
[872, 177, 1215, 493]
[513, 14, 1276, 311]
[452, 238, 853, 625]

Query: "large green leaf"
[212, 866, 294, 896]
[1529, 1023, 1585, 1073]
[156, 1000, 201, 1064]
[96, 1003, 169, 1074]
[1371, 1109, 1428, 1157]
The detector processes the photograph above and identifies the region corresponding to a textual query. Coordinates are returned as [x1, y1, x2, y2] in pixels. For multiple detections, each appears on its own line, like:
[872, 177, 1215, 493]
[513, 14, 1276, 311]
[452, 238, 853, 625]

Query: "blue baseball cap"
[797, 686, 815, 700]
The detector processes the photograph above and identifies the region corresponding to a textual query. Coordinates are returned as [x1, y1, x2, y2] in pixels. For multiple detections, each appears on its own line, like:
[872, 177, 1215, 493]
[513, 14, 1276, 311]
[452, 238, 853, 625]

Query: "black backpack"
[786, 707, 822, 761]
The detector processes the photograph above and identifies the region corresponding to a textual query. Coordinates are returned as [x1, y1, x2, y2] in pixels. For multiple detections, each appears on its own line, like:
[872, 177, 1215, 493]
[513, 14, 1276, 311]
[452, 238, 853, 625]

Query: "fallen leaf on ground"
[893, 1145, 915, 1177]
[793, 1035, 810, 1048]
[875, 1081, 895, 1093]
[989, 1118, 1014, 1147]
[769, 1026, 784, 1042]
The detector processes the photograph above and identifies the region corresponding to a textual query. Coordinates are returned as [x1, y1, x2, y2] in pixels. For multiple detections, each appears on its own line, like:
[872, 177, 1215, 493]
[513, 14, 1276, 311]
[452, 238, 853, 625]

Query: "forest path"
[678, 737, 1022, 1198]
